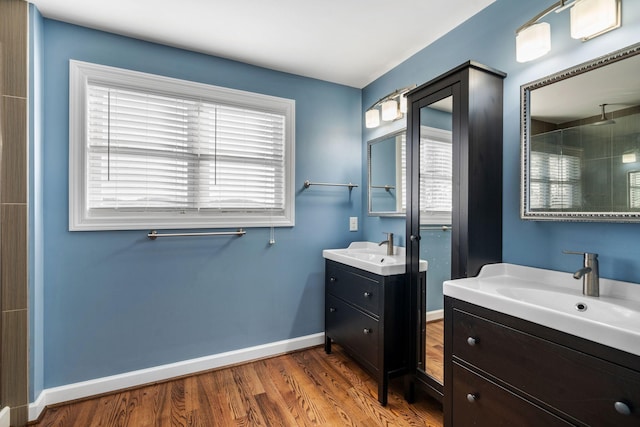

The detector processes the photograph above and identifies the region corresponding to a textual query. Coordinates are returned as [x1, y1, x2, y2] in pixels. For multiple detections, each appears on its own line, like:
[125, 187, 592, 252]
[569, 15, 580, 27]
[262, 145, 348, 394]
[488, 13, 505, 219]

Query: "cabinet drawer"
[326, 295, 378, 371]
[452, 308, 640, 426]
[452, 362, 572, 426]
[326, 262, 380, 316]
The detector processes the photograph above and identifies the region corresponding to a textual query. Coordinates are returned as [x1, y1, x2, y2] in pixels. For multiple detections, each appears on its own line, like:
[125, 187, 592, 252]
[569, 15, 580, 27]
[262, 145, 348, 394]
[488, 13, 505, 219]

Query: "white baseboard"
[0, 406, 10, 427]
[29, 332, 324, 421]
[426, 309, 444, 322]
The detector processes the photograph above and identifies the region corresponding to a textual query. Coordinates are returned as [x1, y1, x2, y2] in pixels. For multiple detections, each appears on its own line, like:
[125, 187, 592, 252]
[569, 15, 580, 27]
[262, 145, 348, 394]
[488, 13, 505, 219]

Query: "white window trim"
[69, 60, 295, 231]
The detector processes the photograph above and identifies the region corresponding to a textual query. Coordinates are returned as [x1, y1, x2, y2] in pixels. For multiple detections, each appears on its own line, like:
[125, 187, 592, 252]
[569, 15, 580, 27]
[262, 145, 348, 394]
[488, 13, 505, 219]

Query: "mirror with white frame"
[521, 42, 640, 221]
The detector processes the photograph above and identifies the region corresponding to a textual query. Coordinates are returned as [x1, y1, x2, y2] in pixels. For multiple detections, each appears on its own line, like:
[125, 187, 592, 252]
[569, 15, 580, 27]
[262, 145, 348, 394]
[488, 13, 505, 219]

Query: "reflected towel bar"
[420, 225, 452, 231]
[148, 229, 246, 240]
[371, 184, 395, 191]
[304, 180, 358, 190]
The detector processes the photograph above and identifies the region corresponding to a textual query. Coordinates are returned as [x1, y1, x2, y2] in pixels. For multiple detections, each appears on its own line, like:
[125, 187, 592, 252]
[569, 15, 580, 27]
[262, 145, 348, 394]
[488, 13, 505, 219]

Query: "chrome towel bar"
[148, 229, 246, 240]
[370, 184, 395, 191]
[303, 180, 358, 190]
[420, 225, 452, 231]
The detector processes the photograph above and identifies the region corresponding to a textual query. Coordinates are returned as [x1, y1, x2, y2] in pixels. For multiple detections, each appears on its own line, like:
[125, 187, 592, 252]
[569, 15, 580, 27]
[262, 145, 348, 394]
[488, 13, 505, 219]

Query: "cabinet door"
[409, 85, 457, 398]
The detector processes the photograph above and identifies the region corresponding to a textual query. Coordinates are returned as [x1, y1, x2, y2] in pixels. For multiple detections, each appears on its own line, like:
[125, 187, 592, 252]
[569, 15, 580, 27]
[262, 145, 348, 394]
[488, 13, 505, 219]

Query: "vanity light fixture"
[516, 0, 621, 63]
[571, 0, 621, 40]
[365, 84, 416, 129]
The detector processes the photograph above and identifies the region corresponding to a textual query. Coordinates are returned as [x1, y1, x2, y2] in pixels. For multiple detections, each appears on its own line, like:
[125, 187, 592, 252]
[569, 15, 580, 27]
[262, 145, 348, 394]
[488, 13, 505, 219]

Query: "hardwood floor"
[424, 320, 444, 384]
[33, 345, 443, 427]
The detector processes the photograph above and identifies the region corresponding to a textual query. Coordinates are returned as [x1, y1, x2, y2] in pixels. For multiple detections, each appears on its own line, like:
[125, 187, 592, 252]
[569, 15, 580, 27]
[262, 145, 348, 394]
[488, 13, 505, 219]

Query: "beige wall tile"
[10, 404, 27, 427]
[1, 204, 26, 311]
[1, 309, 28, 409]
[0, 0, 27, 98]
[1, 96, 27, 204]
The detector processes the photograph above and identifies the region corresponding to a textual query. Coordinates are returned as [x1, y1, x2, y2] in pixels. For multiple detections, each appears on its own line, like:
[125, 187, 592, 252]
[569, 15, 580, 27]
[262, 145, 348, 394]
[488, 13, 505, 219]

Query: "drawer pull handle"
[363, 328, 373, 335]
[329, 307, 336, 313]
[614, 401, 632, 416]
[330, 277, 337, 283]
[467, 337, 479, 346]
[466, 393, 478, 403]
[363, 292, 372, 298]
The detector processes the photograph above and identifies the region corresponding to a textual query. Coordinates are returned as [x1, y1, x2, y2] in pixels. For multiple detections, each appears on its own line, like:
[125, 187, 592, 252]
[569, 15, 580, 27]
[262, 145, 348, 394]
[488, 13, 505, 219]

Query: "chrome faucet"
[379, 232, 394, 256]
[564, 251, 599, 297]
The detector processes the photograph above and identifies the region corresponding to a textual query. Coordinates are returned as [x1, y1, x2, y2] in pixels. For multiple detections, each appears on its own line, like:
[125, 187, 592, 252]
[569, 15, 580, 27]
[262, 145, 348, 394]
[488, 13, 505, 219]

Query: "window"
[69, 61, 295, 231]
[529, 151, 581, 210]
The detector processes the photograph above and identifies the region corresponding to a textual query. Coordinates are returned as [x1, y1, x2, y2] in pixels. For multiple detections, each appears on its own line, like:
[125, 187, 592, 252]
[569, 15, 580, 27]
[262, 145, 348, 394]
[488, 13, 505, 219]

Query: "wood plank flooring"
[33, 345, 443, 427]
[424, 320, 444, 384]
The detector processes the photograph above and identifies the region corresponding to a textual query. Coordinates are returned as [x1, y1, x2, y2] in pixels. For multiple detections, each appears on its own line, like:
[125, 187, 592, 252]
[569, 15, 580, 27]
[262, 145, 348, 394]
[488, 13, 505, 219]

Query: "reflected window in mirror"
[368, 130, 405, 216]
[419, 126, 452, 224]
[629, 171, 640, 209]
[367, 127, 452, 221]
[529, 143, 582, 210]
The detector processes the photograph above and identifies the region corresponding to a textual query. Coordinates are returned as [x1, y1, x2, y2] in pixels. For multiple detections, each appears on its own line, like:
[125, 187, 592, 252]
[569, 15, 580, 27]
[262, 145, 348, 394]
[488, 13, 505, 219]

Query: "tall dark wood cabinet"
[405, 62, 506, 402]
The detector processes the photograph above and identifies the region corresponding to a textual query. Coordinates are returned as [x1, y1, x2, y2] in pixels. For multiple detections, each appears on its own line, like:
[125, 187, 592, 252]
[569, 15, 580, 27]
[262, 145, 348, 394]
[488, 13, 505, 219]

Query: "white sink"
[323, 241, 428, 276]
[444, 263, 640, 356]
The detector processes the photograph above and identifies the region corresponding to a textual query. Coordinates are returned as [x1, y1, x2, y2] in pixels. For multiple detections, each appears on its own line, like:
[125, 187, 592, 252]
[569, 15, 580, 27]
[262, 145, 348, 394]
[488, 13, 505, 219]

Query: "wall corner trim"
[28, 332, 324, 421]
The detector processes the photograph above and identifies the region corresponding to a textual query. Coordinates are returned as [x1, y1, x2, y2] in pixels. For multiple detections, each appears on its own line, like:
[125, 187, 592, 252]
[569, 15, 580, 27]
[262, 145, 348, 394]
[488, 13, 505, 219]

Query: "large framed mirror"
[521, 42, 640, 221]
[367, 130, 406, 216]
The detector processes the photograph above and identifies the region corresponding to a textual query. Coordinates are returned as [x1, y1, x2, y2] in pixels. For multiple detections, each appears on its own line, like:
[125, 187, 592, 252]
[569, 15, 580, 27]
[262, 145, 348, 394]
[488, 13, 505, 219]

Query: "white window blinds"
[400, 126, 453, 224]
[529, 152, 582, 210]
[420, 138, 453, 215]
[87, 85, 285, 211]
[629, 172, 640, 209]
[418, 127, 453, 224]
[70, 60, 294, 230]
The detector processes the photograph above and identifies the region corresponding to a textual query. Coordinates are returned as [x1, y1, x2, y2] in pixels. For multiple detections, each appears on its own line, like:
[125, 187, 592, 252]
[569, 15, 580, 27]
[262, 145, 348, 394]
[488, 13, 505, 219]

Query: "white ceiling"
[29, 0, 496, 88]
[531, 53, 640, 124]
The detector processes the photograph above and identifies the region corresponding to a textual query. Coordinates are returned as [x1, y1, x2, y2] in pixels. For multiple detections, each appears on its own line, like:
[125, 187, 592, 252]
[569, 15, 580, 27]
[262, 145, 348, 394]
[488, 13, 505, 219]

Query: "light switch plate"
[349, 216, 358, 231]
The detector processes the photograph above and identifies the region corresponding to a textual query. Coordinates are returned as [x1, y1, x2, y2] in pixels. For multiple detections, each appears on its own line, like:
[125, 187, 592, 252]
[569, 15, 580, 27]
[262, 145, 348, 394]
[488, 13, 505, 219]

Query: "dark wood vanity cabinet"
[406, 61, 506, 401]
[444, 297, 640, 426]
[324, 259, 420, 405]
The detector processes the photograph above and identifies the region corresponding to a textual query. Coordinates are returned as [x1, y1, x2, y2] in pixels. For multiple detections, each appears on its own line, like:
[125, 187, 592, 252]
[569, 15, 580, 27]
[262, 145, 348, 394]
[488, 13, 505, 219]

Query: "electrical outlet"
[349, 216, 358, 231]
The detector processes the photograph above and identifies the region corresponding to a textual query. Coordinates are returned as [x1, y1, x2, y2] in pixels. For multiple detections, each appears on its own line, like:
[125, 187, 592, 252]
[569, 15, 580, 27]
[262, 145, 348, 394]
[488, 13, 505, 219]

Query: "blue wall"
[363, 0, 640, 284]
[37, 19, 362, 390]
[28, 3, 45, 403]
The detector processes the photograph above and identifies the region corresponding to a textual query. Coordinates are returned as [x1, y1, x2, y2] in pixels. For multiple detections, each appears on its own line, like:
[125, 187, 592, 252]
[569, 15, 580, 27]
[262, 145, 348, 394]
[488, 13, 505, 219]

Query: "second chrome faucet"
[379, 232, 394, 256]
[564, 250, 599, 297]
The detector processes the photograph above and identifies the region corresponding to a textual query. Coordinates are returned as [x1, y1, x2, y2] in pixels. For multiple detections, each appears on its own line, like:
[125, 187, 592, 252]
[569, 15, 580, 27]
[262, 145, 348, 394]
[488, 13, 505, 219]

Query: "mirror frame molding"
[367, 129, 406, 217]
[520, 42, 640, 222]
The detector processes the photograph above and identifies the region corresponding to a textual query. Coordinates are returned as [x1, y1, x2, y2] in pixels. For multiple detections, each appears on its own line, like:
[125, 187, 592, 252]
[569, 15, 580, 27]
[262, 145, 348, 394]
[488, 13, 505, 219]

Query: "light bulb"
[381, 99, 398, 121]
[570, 0, 619, 40]
[399, 94, 408, 114]
[365, 109, 380, 128]
[516, 22, 551, 63]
